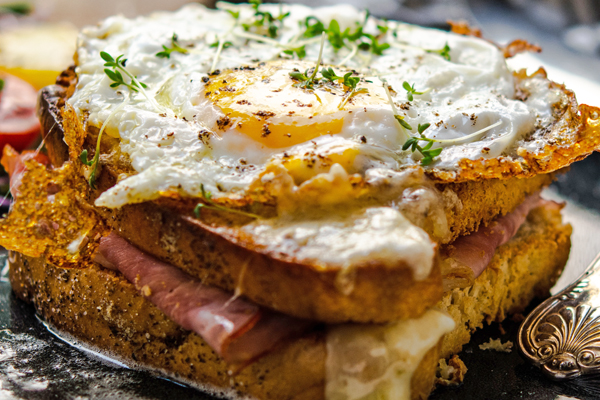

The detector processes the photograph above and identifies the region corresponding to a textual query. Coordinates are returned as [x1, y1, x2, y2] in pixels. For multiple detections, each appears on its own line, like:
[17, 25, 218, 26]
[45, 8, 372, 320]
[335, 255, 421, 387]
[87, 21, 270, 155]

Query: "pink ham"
[98, 232, 311, 367]
[447, 193, 553, 278]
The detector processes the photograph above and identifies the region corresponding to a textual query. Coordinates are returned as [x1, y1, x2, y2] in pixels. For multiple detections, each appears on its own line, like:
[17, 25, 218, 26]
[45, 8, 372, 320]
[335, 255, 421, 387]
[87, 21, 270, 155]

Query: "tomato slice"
[0, 74, 40, 152]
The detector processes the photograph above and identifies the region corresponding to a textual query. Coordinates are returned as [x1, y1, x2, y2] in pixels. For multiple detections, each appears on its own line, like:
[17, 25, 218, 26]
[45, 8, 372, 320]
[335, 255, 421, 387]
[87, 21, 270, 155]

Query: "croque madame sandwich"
[1, 1, 599, 399]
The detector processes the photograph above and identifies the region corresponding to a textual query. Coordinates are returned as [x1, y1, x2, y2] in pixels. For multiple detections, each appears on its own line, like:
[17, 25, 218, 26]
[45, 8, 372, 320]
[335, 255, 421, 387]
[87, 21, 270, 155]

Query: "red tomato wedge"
[1, 144, 49, 197]
[0, 74, 40, 153]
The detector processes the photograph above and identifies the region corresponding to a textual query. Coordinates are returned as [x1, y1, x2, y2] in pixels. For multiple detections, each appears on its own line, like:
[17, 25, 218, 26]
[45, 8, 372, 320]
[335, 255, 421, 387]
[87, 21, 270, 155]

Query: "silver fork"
[518, 253, 600, 380]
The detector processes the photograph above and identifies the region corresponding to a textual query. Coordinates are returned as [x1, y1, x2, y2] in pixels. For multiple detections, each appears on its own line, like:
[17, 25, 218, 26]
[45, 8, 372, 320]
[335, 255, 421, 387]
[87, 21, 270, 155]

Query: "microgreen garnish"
[359, 34, 390, 55]
[226, 9, 240, 20]
[325, 19, 364, 51]
[283, 45, 306, 59]
[300, 11, 389, 60]
[302, 16, 325, 38]
[0, 2, 32, 16]
[338, 72, 368, 109]
[101, 52, 148, 92]
[377, 22, 389, 35]
[80, 99, 129, 189]
[395, 115, 412, 131]
[0, 79, 4, 92]
[194, 184, 259, 219]
[381, 80, 442, 165]
[326, 20, 345, 50]
[402, 81, 425, 101]
[426, 42, 451, 61]
[289, 32, 325, 89]
[321, 67, 342, 83]
[156, 33, 189, 59]
[402, 123, 441, 166]
[242, 0, 289, 38]
[210, 40, 233, 49]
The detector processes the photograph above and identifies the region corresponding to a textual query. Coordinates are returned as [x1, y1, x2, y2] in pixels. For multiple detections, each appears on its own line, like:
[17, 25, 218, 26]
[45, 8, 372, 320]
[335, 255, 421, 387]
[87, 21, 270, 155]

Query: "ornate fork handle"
[518, 254, 600, 380]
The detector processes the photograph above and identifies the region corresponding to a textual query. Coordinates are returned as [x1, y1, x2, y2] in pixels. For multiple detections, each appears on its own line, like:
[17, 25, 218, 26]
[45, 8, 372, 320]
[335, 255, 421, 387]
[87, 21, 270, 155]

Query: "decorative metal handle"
[518, 254, 600, 380]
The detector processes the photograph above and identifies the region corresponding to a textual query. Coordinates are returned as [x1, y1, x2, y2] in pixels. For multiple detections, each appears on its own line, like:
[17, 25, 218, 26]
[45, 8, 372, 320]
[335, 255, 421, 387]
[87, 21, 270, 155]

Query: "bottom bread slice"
[8, 203, 571, 400]
[438, 204, 571, 359]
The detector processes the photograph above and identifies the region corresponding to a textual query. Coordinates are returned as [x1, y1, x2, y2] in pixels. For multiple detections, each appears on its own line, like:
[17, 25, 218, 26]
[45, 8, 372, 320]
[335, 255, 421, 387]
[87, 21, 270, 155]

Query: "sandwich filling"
[90, 194, 555, 368]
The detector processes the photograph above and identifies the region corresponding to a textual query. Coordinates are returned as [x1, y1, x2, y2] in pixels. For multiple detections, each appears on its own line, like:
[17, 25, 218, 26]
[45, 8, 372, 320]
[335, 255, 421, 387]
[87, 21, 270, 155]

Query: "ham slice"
[445, 193, 550, 279]
[98, 232, 311, 367]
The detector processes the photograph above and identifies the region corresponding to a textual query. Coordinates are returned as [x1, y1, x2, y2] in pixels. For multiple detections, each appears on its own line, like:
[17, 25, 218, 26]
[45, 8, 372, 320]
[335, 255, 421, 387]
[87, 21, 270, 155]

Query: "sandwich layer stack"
[2, 2, 599, 399]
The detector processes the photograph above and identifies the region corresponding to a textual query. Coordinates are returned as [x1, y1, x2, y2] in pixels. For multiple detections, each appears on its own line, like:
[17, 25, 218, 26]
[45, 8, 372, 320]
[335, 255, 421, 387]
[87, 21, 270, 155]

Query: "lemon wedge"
[0, 23, 78, 90]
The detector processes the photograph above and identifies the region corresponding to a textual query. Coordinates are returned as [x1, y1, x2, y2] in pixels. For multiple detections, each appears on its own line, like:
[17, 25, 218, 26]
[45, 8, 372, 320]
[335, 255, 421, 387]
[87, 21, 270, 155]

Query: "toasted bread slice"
[8, 201, 569, 399]
[439, 202, 571, 358]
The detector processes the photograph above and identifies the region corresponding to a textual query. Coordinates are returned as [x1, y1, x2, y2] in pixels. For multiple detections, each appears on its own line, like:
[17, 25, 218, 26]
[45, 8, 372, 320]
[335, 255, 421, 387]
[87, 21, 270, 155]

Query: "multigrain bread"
[8, 201, 569, 400]
[438, 203, 571, 358]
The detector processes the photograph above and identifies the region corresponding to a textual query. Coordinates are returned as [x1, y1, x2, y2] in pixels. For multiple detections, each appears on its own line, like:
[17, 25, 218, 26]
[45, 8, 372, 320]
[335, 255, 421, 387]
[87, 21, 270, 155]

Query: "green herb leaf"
[321, 67, 342, 83]
[395, 115, 413, 131]
[210, 41, 233, 49]
[327, 19, 345, 50]
[426, 42, 451, 61]
[79, 149, 94, 166]
[303, 16, 325, 38]
[402, 81, 425, 101]
[338, 73, 369, 109]
[100, 51, 115, 63]
[0, 3, 32, 16]
[155, 33, 189, 59]
[369, 37, 390, 55]
[418, 123, 430, 134]
[283, 45, 306, 59]
[226, 9, 240, 20]
[342, 72, 359, 89]
[244, 0, 288, 39]
[377, 23, 389, 35]
[289, 71, 308, 81]
[194, 183, 259, 219]
[102, 51, 148, 93]
[400, 125, 442, 165]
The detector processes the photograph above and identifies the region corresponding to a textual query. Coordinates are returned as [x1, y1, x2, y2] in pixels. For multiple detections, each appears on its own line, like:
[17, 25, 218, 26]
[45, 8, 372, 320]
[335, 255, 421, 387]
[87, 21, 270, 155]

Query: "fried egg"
[67, 2, 563, 209]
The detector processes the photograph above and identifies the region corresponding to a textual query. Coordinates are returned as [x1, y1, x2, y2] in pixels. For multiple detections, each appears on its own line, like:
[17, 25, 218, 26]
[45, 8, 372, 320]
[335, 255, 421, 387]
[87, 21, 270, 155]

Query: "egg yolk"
[206, 61, 387, 148]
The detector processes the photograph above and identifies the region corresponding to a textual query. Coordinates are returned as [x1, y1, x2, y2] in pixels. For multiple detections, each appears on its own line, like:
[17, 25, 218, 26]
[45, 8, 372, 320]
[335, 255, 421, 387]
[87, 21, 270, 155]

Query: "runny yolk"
[205, 61, 385, 148]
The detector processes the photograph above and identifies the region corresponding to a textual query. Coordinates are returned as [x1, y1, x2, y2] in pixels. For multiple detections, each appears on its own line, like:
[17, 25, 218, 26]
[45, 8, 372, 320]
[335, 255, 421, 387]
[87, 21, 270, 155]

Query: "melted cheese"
[66, 2, 563, 209]
[239, 206, 435, 289]
[326, 309, 455, 400]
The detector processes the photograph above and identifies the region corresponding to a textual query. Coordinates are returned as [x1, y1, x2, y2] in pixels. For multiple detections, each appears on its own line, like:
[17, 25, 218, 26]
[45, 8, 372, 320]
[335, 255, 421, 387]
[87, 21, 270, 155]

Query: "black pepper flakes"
[216, 116, 231, 130]
[261, 124, 271, 137]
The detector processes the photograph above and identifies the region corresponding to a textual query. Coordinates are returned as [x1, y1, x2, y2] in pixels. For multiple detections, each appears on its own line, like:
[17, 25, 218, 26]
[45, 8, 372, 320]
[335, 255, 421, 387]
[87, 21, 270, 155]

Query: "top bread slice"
[30, 66, 566, 324]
